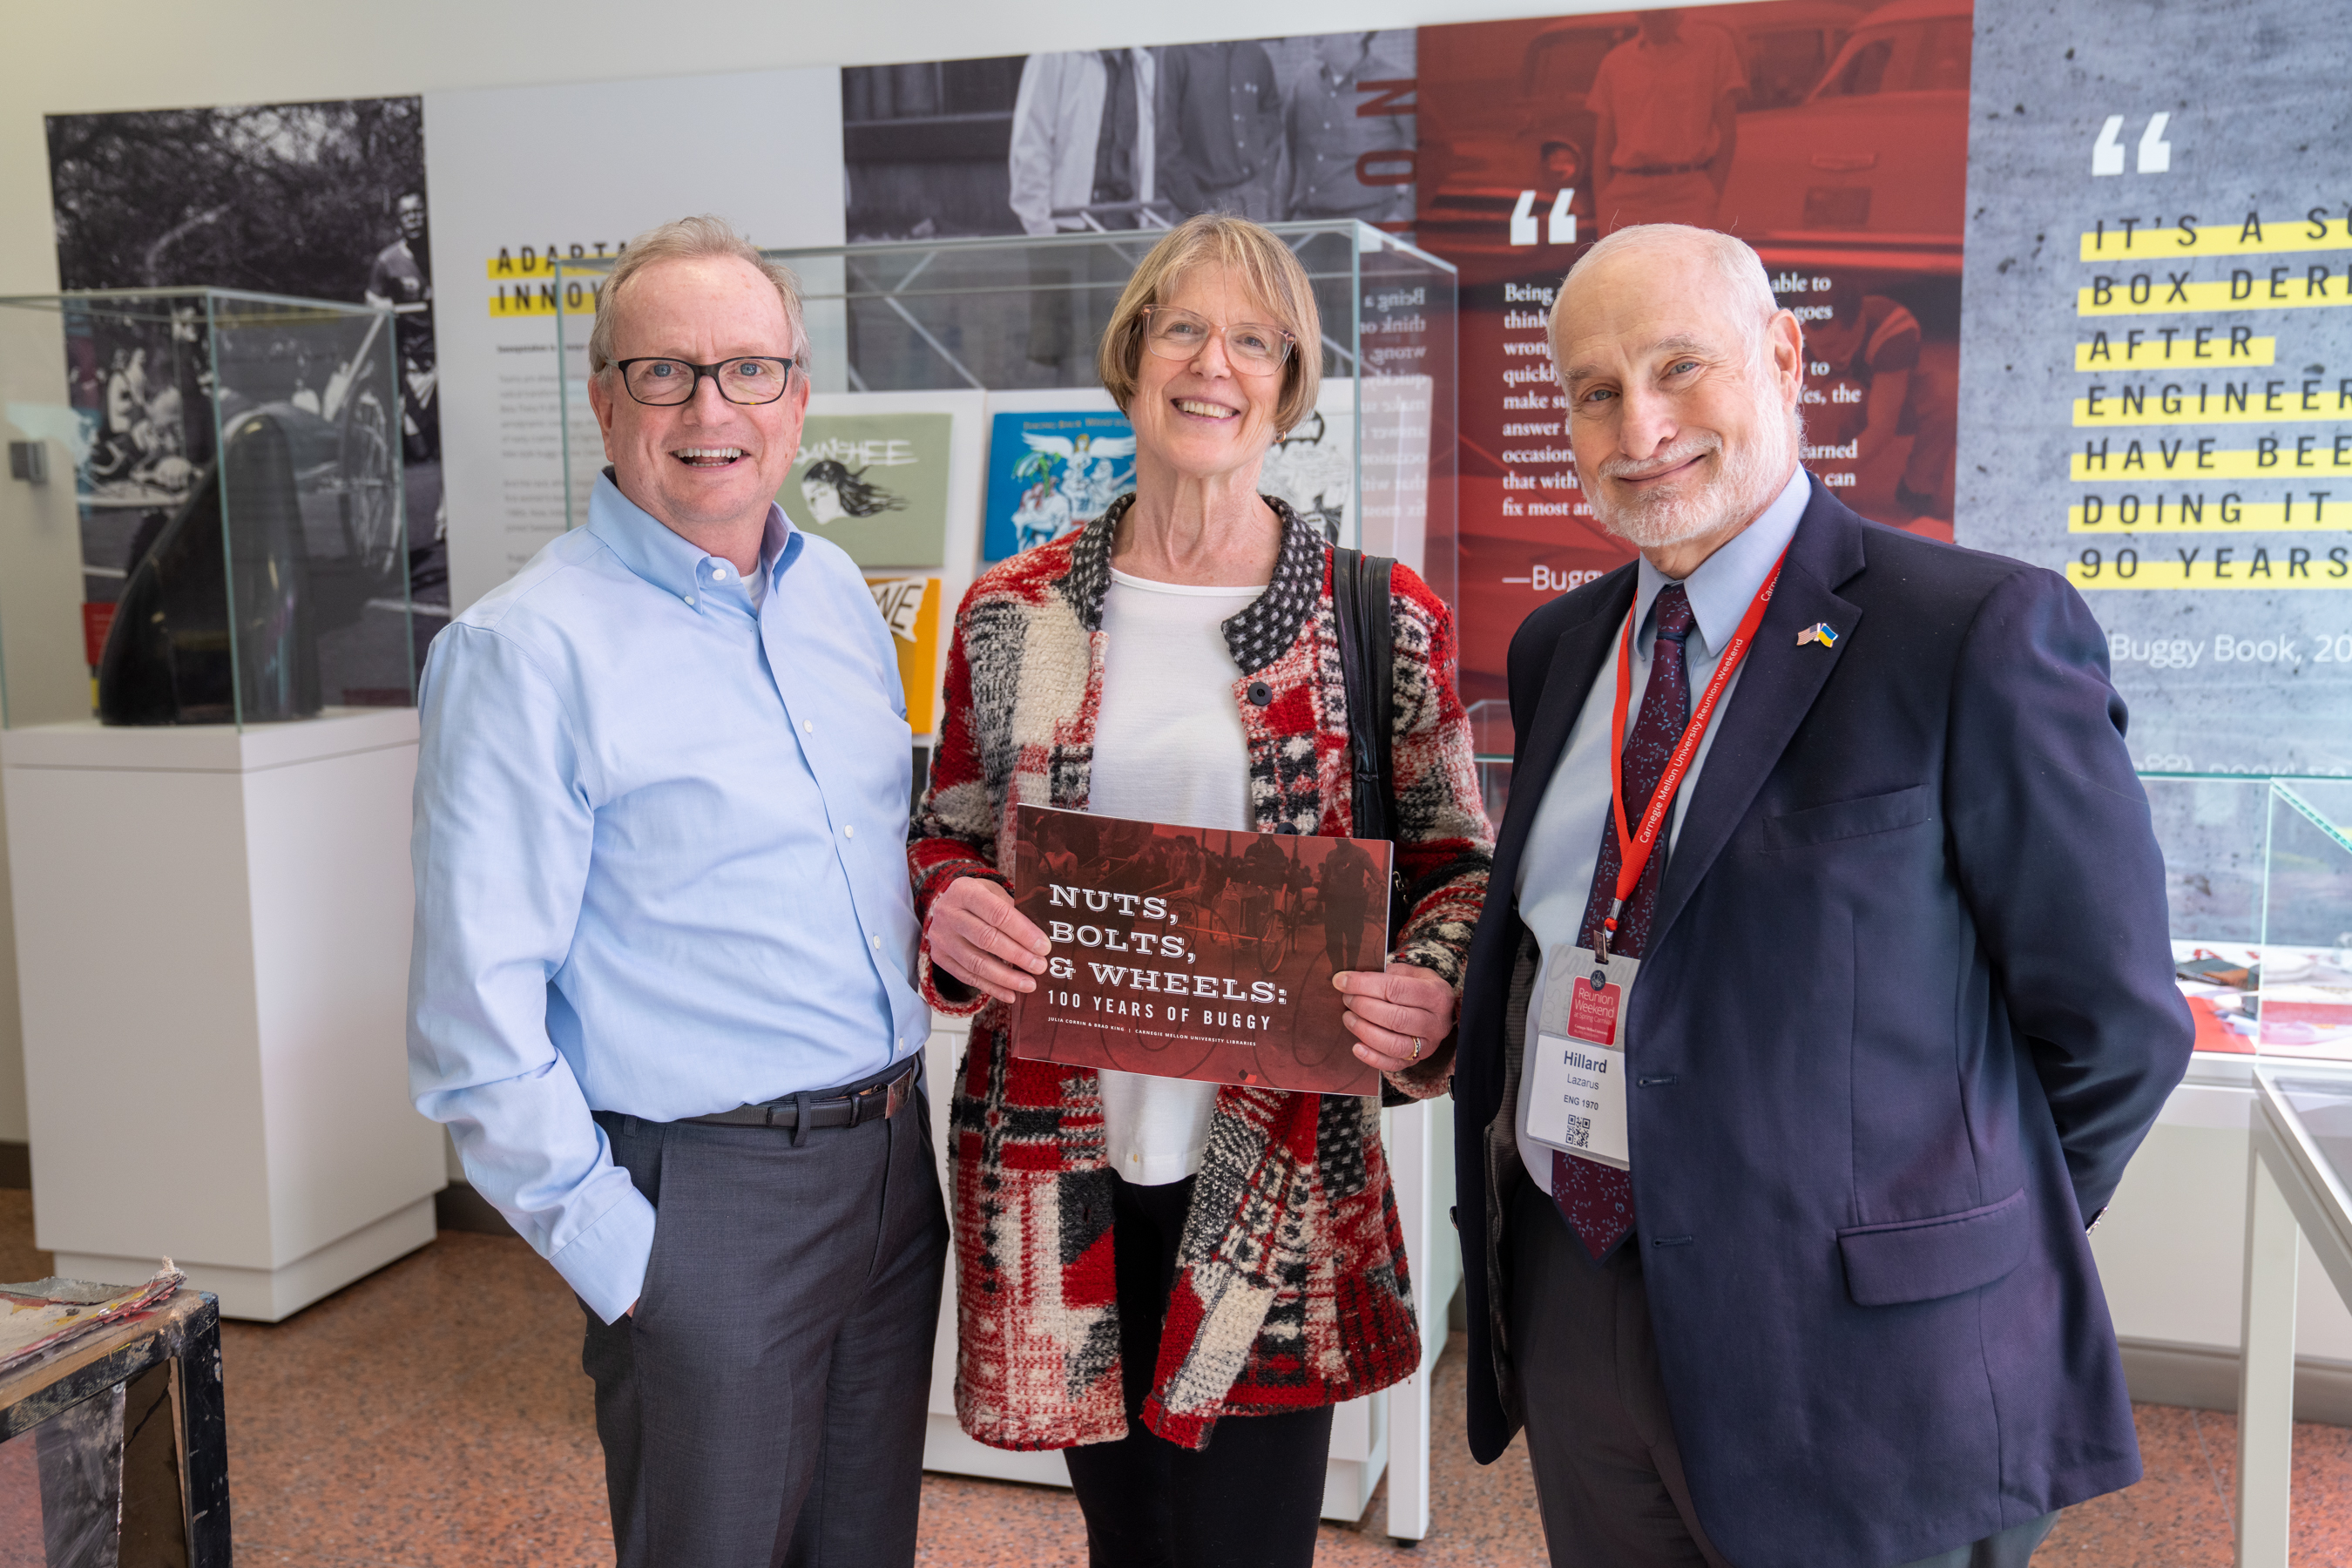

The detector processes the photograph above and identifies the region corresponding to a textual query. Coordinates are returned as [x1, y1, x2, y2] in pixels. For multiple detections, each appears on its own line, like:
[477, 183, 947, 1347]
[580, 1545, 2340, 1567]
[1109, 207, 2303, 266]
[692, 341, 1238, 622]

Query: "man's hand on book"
[928, 876, 1052, 1004]
[1335, 961, 1456, 1078]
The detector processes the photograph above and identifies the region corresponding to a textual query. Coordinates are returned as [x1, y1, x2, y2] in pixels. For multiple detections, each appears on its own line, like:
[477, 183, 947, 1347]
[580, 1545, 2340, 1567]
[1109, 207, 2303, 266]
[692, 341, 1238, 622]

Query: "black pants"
[580, 1071, 947, 1568]
[1063, 1174, 1335, 1568]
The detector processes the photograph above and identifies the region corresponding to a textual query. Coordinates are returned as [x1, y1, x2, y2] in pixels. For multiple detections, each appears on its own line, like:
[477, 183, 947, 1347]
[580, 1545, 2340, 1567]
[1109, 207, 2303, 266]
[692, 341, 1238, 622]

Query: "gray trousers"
[582, 1081, 948, 1568]
[1508, 1179, 2058, 1568]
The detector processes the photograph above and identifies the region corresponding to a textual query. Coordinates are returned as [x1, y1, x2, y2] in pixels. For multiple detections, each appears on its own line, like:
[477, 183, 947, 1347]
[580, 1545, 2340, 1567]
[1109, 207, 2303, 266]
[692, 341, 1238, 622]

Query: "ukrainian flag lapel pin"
[1796, 622, 1840, 649]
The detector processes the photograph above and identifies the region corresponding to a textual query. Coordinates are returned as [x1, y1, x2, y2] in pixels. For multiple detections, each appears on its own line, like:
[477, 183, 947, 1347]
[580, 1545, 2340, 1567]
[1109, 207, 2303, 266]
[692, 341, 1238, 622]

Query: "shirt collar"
[1633, 464, 1810, 658]
[585, 469, 799, 615]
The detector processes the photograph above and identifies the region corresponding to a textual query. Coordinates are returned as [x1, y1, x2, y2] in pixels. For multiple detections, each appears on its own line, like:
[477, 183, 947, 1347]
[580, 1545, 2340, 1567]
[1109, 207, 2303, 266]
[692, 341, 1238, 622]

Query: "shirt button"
[843, 823, 856, 839]
[870, 934, 882, 950]
[711, 565, 728, 580]
[683, 593, 696, 605]
[802, 720, 814, 733]
[1247, 680, 1273, 706]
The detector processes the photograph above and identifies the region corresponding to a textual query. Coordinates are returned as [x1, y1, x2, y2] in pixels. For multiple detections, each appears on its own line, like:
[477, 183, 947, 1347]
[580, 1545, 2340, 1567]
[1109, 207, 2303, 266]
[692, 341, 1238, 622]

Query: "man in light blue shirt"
[408, 216, 943, 1568]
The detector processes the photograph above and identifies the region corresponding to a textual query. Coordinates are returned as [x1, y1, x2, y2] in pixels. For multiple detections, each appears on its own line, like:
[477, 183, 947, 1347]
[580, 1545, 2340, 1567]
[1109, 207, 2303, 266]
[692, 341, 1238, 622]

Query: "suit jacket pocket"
[1837, 1188, 2030, 1307]
[1762, 783, 1935, 850]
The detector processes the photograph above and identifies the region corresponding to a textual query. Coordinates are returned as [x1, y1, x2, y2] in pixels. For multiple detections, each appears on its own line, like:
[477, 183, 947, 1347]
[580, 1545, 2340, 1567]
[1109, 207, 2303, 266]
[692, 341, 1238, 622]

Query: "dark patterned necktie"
[1553, 584, 1696, 1264]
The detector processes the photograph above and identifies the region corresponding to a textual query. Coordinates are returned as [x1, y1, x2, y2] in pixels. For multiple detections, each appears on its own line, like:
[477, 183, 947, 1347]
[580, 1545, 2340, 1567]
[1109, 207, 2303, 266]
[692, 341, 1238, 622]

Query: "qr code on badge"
[1564, 1114, 1591, 1146]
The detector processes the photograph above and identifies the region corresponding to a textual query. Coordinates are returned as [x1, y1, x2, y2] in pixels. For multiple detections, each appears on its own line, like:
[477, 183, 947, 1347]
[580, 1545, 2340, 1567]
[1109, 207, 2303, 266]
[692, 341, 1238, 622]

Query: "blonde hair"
[1098, 215, 1321, 436]
[587, 214, 810, 379]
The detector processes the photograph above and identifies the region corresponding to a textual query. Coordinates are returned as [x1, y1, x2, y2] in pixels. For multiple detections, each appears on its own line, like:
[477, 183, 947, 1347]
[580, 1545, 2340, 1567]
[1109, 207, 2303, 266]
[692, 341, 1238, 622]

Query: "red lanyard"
[1597, 546, 1791, 960]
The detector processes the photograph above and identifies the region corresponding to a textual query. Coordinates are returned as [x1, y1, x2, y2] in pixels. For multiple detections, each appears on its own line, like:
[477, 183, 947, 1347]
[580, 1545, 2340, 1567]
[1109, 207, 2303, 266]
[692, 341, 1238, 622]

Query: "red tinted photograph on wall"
[1415, 0, 1972, 720]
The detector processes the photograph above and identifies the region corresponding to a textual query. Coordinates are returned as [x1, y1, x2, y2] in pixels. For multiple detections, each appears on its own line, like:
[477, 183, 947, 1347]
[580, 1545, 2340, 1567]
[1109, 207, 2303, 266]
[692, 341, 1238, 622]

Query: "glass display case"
[2146, 774, 2352, 1060]
[0, 289, 413, 731]
[544, 222, 1457, 606]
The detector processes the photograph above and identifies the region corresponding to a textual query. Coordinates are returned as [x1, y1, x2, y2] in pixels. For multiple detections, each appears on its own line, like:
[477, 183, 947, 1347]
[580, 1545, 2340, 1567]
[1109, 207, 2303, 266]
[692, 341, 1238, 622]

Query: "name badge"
[1523, 944, 1636, 1170]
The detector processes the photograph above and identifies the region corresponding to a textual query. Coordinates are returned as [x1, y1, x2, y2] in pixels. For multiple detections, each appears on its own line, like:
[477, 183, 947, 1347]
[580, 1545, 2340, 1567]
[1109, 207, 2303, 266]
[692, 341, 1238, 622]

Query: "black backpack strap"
[1332, 546, 1396, 843]
[1334, 546, 1413, 1105]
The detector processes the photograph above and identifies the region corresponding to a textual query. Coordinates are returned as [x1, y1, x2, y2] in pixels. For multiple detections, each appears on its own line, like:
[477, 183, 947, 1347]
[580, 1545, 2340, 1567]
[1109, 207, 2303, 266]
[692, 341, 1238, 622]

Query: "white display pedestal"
[917, 1018, 1456, 1539]
[1, 709, 445, 1321]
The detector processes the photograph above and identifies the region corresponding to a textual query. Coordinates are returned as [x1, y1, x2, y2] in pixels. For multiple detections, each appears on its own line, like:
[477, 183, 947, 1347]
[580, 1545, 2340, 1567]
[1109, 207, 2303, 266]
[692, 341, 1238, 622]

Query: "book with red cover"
[1007, 803, 1392, 1096]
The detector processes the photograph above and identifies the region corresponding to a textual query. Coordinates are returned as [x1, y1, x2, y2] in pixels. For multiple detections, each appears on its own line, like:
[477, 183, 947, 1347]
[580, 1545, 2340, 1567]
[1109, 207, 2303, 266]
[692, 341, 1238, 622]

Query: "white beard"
[1587, 389, 1797, 550]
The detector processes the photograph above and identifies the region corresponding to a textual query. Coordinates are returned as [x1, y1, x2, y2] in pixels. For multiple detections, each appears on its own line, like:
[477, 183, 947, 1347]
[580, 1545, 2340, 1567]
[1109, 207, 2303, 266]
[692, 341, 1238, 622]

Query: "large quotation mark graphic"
[2092, 113, 2171, 176]
[1509, 191, 1578, 246]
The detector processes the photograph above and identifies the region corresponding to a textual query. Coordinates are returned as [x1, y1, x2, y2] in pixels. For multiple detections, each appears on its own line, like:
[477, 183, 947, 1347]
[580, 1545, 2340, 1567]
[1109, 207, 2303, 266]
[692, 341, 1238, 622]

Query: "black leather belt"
[681, 1060, 918, 1131]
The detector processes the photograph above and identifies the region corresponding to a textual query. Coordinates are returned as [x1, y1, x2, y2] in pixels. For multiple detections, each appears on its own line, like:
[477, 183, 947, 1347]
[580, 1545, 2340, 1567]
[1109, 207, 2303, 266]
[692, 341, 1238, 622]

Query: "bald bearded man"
[1450, 226, 2191, 1567]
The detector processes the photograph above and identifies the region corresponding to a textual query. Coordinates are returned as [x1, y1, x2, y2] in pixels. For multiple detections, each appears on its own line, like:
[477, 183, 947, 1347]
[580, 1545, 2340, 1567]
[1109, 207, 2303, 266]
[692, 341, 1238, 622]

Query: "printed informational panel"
[1959, 0, 2352, 775]
[420, 71, 845, 611]
[1416, 3, 1970, 706]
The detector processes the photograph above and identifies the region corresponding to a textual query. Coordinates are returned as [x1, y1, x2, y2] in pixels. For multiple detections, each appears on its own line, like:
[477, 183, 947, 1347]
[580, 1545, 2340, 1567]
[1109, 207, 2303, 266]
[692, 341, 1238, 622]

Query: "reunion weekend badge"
[1006, 804, 1392, 1097]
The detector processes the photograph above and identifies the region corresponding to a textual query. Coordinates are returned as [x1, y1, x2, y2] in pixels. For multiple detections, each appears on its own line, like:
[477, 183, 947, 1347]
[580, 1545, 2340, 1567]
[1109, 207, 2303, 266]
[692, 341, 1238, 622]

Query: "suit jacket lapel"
[1647, 484, 1868, 951]
[1490, 571, 1638, 904]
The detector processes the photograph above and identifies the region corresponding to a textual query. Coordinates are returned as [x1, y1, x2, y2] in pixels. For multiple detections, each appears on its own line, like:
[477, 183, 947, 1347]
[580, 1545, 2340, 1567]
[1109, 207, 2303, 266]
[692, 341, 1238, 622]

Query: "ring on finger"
[1410, 1037, 1424, 1062]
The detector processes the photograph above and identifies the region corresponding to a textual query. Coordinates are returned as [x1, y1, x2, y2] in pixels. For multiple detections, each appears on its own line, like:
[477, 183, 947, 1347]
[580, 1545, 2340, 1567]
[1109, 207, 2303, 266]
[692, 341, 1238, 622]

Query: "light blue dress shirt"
[408, 471, 928, 1322]
[1511, 466, 1813, 1189]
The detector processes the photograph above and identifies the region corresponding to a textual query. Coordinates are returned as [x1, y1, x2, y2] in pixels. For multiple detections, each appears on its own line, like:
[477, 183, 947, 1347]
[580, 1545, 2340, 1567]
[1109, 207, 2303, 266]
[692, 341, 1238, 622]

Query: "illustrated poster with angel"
[982, 407, 1138, 560]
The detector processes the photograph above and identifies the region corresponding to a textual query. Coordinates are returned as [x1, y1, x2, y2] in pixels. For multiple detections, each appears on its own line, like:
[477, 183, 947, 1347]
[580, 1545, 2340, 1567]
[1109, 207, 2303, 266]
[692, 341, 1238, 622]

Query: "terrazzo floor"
[0, 1194, 2347, 1565]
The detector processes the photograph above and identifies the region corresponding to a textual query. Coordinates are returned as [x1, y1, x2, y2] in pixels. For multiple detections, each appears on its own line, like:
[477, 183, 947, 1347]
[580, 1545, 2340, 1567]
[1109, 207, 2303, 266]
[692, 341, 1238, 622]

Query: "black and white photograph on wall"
[46, 97, 447, 659]
[843, 33, 1416, 240]
[843, 33, 1416, 388]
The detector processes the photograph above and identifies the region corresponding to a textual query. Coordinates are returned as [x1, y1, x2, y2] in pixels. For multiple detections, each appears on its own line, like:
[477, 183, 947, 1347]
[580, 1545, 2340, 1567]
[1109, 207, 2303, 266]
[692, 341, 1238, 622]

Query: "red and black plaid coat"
[909, 496, 1494, 1452]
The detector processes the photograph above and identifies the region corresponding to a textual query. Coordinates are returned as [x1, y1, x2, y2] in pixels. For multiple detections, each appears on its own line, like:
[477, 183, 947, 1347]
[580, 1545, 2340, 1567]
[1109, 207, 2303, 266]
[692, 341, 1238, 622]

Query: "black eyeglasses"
[611, 356, 797, 406]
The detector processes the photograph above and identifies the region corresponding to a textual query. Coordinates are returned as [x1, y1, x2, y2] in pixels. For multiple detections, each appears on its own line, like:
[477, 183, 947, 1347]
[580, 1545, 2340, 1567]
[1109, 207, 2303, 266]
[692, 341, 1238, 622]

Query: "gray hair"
[587, 214, 810, 380]
[1551, 224, 1781, 355]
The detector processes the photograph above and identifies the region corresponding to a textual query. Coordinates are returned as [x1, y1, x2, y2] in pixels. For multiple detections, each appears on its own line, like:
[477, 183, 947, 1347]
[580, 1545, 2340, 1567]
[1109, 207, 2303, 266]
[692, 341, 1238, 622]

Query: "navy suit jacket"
[1451, 479, 2193, 1568]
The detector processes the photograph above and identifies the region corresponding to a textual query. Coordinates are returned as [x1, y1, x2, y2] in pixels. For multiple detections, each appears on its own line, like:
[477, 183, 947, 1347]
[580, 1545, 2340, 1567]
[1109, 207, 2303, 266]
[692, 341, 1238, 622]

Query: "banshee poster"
[779, 408, 955, 568]
[1414, 3, 1971, 707]
[1958, 0, 2352, 776]
[1007, 805, 1390, 1097]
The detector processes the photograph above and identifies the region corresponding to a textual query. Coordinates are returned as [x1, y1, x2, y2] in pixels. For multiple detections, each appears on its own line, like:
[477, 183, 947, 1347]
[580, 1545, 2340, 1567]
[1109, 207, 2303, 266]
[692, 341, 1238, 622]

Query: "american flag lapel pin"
[1796, 622, 1840, 649]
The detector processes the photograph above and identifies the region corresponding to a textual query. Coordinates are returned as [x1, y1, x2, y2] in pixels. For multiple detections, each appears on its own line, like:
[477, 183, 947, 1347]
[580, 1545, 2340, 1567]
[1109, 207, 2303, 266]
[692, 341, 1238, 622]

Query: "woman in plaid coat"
[909, 215, 1493, 1566]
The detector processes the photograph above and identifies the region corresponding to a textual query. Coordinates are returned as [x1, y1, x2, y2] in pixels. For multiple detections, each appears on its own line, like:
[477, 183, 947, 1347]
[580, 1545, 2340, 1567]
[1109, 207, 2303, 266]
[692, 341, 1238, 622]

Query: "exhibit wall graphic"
[781, 407, 956, 567]
[1414, 3, 1971, 707]
[1958, 0, 2352, 776]
[785, 389, 985, 738]
[32, 0, 2348, 781]
[866, 574, 943, 733]
[42, 97, 443, 673]
[980, 391, 1135, 561]
[841, 32, 1418, 245]
[418, 70, 847, 612]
